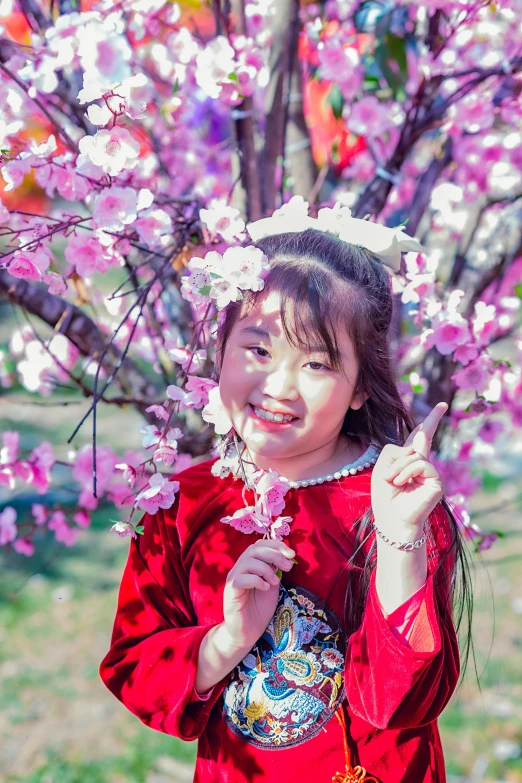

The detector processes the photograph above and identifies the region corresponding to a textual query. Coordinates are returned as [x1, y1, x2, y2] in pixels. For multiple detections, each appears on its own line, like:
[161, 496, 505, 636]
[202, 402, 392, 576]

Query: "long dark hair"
[213, 227, 475, 682]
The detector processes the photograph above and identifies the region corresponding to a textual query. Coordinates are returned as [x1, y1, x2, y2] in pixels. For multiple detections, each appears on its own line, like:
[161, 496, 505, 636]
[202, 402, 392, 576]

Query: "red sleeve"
[344, 502, 460, 730]
[380, 582, 435, 652]
[98, 499, 229, 741]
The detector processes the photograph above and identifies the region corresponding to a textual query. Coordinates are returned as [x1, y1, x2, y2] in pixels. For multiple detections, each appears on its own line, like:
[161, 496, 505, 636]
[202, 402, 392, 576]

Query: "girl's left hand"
[371, 402, 448, 534]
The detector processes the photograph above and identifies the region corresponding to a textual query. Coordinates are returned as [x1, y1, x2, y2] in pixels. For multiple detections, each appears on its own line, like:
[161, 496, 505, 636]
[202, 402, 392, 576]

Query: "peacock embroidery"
[222, 582, 347, 748]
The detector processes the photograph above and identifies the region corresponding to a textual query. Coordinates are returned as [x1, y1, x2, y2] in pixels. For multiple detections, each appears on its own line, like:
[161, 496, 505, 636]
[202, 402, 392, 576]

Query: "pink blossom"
[13, 538, 35, 556]
[452, 354, 494, 392]
[115, 462, 137, 487]
[453, 343, 479, 366]
[65, 234, 110, 277]
[202, 385, 233, 435]
[134, 473, 180, 514]
[29, 442, 55, 493]
[152, 445, 178, 466]
[252, 469, 291, 517]
[269, 515, 293, 541]
[184, 376, 217, 409]
[47, 508, 84, 545]
[0, 198, 10, 224]
[13, 461, 33, 485]
[32, 503, 47, 526]
[434, 459, 481, 499]
[196, 34, 265, 105]
[422, 311, 470, 356]
[139, 424, 163, 449]
[167, 334, 207, 374]
[400, 274, 435, 305]
[145, 404, 170, 421]
[318, 33, 361, 101]
[48, 510, 66, 530]
[55, 164, 95, 202]
[44, 271, 67, 296]
[344, 96, 395, 138]
[446, 93, 495, 135]
[1, 155, 33, 192]
[78, 126, 140, 176]
[458, 442, 473, 462]
[500, 95, 522, 126]
[73, 510, 91, 528]
[199, 198, 246, 243]
[91, 186, 138, 231]
[0, 506, 17, 546]
[48, 511, 79, 547]
[472, 301, 497, 347]
[1, 431, 19, 463]
[7, 248, 52, 281]
[166, 27, 200, 64]
[478, 533, 499, 552]
[134, 208, 173, 248]
[72, 444, 117, 507]
[477, 420, 504, 444]
[166, 384, 188, 406]
[221, 505, 271, 535]
[111, 520, 138, 539]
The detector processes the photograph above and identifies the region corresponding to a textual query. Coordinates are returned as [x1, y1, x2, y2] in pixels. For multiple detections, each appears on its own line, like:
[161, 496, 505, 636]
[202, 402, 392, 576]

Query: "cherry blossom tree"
[1, 0, 521, 556]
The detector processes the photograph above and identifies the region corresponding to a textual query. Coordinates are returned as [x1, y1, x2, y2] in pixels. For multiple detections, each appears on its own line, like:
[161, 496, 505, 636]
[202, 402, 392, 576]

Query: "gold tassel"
[332, 707, 380, 783]
[332, 766, 372, 783]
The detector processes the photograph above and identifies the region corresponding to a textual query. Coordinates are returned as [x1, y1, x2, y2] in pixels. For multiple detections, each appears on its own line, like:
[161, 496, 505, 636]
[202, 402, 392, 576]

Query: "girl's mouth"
[248, 403, 298, 431]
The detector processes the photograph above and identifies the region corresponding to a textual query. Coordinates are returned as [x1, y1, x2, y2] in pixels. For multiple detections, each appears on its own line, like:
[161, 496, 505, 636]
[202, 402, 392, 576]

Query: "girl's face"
[219, 290, 367, 474]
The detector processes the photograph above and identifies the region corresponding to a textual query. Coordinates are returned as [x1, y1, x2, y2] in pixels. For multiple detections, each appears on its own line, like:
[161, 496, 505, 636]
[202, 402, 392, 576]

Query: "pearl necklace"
[227, 442, 380, 491]
[283, 442, 380, 488]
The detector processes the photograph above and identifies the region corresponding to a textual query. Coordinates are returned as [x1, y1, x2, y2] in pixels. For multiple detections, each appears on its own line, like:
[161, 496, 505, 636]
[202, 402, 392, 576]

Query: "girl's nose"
[261, 366, 299, 401]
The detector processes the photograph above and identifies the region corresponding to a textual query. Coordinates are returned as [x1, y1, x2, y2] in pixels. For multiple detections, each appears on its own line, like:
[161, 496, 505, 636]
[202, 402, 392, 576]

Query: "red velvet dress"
[99, 455, 459, 783]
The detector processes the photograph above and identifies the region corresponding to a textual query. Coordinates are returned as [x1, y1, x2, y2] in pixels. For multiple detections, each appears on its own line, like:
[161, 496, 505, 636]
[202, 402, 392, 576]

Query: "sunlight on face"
[219, 290, 366, 476]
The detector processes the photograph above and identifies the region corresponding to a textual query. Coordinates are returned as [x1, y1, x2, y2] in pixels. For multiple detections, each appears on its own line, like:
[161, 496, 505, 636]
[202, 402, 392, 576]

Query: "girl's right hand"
[222, 539, 295, 653]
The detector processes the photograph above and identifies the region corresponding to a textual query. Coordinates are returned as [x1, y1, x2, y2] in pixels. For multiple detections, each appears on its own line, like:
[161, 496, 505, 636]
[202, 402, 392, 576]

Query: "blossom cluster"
[219, 468, 293, 542]
[181, 245, 270, 310]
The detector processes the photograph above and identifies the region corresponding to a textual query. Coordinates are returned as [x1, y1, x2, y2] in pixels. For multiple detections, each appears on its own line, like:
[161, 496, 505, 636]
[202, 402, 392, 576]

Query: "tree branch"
[18, 0, 51, 33]
[405, 136, 453, 236]
[0, 269, 159, 403]
[353, 56, 522, 221]
[260, 0, 303, 213]
[230, 0, 262, 221]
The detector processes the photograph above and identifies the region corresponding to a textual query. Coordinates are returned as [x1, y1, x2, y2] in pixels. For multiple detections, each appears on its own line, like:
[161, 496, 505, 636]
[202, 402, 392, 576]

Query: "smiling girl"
[100, 208, 472, 783]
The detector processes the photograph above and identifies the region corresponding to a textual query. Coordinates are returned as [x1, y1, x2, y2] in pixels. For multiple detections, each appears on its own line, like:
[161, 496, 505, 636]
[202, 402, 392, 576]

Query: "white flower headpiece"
[246, 195, 424, 272]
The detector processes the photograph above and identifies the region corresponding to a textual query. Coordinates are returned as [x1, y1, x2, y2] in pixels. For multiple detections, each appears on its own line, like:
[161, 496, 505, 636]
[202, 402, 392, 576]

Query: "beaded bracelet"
[373, 523, 427, 551]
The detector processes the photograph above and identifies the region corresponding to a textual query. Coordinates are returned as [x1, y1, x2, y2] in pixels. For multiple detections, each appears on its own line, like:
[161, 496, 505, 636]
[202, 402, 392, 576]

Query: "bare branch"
[18, 0, 51, 33]
[229, 0, 262, 221]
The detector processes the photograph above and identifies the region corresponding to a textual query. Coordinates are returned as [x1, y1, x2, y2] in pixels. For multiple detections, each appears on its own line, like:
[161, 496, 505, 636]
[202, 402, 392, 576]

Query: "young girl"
[99, 213, 472, 783]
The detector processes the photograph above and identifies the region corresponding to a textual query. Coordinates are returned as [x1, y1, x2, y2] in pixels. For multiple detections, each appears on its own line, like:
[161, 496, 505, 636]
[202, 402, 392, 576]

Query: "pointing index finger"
[407, 402, 448, 459]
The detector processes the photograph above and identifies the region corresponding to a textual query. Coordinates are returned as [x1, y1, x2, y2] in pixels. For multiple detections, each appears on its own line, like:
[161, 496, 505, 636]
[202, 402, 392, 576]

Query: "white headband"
[246, 195, 424, 273]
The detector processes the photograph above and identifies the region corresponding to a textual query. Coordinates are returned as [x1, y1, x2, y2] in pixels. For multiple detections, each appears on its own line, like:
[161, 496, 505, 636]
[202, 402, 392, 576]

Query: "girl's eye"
[247, 346, 270, 358]
[307, 361, 330, 372]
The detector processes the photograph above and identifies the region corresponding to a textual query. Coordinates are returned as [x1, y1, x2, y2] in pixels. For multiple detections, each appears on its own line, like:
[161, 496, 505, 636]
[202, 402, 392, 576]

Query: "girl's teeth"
[253, 405, 294, 423]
